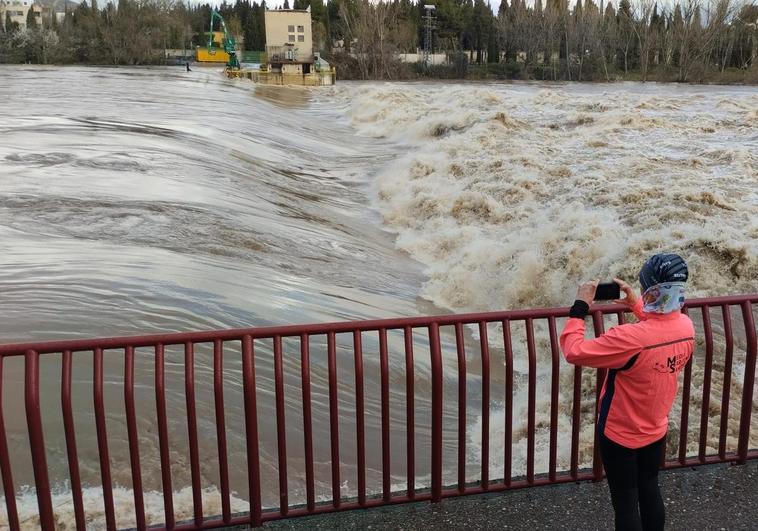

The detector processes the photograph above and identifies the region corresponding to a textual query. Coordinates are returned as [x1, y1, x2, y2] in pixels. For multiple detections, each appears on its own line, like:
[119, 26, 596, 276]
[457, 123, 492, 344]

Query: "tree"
[616, 0, 637, 73]
[26, 7, 38, 30]
[731, 4, 758, 69]
[469, 0, 491, 64]
[597, 2, 617, 78]
[630, 0, 656, 80]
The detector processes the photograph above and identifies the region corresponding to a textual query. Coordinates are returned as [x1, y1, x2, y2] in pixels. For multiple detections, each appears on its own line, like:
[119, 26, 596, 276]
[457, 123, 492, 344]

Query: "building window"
[288, 35, 295, 42]
[297, 25, 304, 32]
[297, 35, 304, 42]
[288, 25, 294, 32]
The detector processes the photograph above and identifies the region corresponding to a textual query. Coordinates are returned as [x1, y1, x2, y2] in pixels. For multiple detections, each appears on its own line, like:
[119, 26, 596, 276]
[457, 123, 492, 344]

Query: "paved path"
[264, 461, 758, 530]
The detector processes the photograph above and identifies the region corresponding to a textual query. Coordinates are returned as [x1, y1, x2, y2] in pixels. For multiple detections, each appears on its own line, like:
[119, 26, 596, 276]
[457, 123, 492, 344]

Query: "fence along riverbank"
[0, 293, 755, 529]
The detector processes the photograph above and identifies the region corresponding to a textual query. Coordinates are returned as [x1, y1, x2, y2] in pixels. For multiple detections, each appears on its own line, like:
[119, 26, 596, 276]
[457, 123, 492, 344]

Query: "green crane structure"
[208, 9, 240, 70]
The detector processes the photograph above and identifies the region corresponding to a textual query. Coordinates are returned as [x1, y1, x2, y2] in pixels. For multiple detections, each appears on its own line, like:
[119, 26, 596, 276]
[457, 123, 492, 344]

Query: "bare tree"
[673, 0, 739, 81]
[630, 0, 655, 80]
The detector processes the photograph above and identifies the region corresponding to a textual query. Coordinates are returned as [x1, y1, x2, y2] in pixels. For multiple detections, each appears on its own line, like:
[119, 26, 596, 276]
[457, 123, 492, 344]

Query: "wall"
[397, 53, 448, 65]
[264, 9, 312, 62]
[0, 1, 41, 28]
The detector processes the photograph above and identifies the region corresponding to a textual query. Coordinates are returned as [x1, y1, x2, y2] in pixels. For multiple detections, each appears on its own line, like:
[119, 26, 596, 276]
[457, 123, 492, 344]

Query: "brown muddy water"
[0, 66, 756, 528]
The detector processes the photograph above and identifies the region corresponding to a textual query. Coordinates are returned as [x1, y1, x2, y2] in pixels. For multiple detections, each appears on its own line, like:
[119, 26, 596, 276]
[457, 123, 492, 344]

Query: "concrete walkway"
[264, 461, 758, 530]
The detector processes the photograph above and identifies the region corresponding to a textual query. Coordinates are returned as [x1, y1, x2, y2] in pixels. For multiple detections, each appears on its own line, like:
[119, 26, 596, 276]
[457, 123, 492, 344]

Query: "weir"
[0, 294, 755, 529]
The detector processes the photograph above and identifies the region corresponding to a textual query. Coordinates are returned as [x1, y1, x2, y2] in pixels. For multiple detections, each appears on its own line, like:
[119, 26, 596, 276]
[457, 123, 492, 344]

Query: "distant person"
[186, 62, 192, 72]
[560, 253, 694, 531]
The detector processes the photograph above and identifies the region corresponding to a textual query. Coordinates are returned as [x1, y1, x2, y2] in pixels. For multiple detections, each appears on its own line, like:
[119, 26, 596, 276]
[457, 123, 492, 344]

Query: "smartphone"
[595, 282, 621, 301]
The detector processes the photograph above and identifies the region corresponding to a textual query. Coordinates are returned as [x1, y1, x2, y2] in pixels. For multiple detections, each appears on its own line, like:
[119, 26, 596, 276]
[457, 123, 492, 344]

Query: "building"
[0, 0, 41, 29]
[264, 9, 314, 75]
[226, 7, 334, 85]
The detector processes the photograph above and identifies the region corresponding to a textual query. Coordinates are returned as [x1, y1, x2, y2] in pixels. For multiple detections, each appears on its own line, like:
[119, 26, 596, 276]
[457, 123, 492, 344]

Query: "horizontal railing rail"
[1, 294, 755, 357]
[0, 294, 755, 530]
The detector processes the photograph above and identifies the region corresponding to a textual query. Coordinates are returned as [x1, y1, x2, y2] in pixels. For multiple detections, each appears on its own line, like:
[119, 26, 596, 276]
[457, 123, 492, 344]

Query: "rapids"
[0, 67, 756, 528]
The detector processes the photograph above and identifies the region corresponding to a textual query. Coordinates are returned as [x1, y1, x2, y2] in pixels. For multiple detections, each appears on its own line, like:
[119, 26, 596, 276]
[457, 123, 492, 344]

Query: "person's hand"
[613, 278, 638, 308]
[576, 280, 599, 306]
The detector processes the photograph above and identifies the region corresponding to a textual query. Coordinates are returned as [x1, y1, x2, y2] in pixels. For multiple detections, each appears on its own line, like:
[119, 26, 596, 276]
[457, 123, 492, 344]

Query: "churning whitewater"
[0, 67, 756, 529]
[338, 82, 757, 312]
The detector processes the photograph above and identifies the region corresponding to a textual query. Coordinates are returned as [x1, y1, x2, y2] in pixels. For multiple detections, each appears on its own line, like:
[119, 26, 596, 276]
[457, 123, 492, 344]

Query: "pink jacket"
[560, 298, 695, 449]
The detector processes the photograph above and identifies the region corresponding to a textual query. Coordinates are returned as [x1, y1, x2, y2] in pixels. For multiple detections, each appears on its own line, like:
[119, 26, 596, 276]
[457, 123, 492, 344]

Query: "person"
[560, 253, 695, 531]
[186, 62, 192, 72]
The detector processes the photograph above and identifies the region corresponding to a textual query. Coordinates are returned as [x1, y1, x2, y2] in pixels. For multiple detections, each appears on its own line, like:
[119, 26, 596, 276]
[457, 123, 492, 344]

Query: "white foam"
[338, 84, 757, 313]
[0, 485, 250, 530]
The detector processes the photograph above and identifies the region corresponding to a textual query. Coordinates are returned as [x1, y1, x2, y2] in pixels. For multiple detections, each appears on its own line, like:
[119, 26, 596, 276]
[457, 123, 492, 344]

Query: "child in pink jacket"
[561, 253, 694, 531]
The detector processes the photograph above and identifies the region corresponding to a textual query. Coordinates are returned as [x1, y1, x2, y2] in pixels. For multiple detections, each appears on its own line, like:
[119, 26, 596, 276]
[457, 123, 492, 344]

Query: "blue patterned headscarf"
[642, 282, 686, 314]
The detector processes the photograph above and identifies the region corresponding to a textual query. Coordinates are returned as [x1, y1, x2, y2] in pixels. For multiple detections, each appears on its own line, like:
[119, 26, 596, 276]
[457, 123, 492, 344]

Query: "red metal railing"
[0, 294, 756, 530]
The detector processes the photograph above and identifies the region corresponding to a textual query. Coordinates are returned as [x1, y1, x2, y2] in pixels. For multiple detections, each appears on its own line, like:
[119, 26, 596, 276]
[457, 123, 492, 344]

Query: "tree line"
[332, 0, 758, 82]
[1, 0, 756, 83]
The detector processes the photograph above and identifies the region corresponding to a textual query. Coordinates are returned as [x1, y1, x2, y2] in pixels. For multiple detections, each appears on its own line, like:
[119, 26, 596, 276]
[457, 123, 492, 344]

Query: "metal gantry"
[423, 4, 436, 67]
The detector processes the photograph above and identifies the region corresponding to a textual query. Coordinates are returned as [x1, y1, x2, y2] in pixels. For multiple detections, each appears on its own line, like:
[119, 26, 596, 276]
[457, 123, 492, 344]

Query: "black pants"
[599, 433, 666, 531]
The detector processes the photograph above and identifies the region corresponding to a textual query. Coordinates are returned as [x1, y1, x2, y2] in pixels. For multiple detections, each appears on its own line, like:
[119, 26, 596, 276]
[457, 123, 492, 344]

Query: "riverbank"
[2, 57, 756, 85]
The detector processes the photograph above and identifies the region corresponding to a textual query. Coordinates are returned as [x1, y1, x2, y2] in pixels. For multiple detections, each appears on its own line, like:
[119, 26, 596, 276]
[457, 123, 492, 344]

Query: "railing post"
[591, 311, 607, 482]
[429, 323, 443, 503]
[213, 339, 231, 522]
[0, 357, 19, 531]
[124, 346, 146, 530]
[525, 319, 536, 485]
[25, 350, 55, 530]
[718, 306, 734, 461]
[62, 350, 85, 530]
[737, 302, 757, 464]
[699, 307, 714, 463]
[154, 344, 174, 529]
[184, 342, 203, 528]
[479, 321, 491, 489]
[327, 331, 341, 508]
[299, 334, 315, 514]
[454, 323, 466, 493]
[404, 326, 416, 499]
[242, 336, 263, 527]
[379, 328, 391, 502]
[547, 317, 560, 483]
[502, 320, 513, 487]
[353, 330, 366, 507]
[677, 306, 693, 466]
[273, 336, 289, 515]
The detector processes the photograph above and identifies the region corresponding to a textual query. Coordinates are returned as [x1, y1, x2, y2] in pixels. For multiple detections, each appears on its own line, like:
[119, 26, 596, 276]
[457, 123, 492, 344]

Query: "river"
[0, 66, 756, 528]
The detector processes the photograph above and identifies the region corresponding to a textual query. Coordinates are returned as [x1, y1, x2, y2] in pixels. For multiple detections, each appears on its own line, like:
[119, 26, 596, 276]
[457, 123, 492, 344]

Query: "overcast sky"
[216, 0, 731, 21]
[257, 0, 629, 16]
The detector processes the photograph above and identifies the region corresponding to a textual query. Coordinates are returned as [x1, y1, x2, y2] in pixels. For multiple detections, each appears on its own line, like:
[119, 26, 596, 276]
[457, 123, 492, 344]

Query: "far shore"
[2, 62, 756, 86]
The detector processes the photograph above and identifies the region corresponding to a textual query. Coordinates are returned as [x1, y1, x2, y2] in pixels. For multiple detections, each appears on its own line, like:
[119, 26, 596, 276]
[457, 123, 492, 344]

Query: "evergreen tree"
[283, 0, 290, 9]
[498, 0, 507, 18]
[671, 4, 683, 65]
[26, 7, 38, 29]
